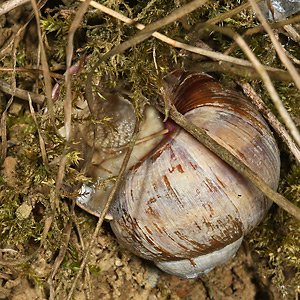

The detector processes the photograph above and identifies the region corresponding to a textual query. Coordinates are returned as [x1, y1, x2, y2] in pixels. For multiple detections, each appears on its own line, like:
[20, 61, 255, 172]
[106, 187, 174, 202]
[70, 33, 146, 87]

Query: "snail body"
[76, 72, 280, 278]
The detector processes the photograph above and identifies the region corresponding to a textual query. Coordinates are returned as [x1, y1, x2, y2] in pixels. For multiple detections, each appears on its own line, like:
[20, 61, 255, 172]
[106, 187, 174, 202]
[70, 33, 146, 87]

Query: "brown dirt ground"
[0, 223, 282, 300]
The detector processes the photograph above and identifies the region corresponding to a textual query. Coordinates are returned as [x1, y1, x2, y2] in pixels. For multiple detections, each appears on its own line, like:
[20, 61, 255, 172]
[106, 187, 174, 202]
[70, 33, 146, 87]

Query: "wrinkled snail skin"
[108, 72, 281, 279]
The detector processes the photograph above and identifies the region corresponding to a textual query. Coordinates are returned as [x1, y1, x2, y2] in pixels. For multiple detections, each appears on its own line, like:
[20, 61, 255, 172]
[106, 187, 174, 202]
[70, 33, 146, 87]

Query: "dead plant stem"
[206, 24, 300, 149]
[239, 82, 300, 164]
[154, 99, 300, 220]
[66, 120, 140, 300]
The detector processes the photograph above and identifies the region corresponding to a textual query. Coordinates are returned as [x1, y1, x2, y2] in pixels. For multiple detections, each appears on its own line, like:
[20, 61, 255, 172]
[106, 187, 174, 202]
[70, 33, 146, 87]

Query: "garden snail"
[77, 71, 280, 279]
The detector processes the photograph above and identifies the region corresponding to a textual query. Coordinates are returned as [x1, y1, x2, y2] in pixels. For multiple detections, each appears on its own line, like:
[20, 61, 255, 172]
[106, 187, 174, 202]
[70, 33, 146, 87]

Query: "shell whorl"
[109, 72, 280, 278]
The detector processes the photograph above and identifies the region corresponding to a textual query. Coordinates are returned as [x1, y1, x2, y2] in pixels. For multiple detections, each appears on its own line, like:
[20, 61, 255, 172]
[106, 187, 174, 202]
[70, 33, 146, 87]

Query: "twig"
[65, 0, 92, 142]
[224, 14, 300, 56]
[205, 24, 300, 149]
[0, 80, 45, 104]
[84, 0, 290, 81]
[30, 0, 55, 126]
[102, 128, 169, 153]
[205, 0, 263, 25]
[184, 60, 295, 82]
[28, 93, 48, 166]
[66, 119, 140, 300]
[0, 0, 30, 16]
[86, 0, 209, 114]
[273, 31, 300, 65]
[49, 221, 72, 300]
[0, 97, 14, 165]
[283, 24, 300, 43]
[0, 67, 65, 79]
[153, 98, 300, 221]
[239, 82, 300, 164]
[73, 216, 92, 300]
[249, 0, 300, 90]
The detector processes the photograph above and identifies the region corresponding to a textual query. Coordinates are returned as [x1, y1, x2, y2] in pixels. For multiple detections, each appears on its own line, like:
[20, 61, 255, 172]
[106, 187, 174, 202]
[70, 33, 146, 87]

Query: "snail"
[76, 71, 280, 279]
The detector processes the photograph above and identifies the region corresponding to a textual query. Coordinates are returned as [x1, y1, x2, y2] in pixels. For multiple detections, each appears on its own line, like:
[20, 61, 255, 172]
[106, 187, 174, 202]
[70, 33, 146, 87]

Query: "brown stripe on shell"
[165, 72, 270, 139]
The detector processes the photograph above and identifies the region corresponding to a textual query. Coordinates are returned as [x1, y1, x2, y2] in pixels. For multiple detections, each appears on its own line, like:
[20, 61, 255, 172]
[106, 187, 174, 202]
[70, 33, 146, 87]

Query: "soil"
[0, 221, 282, 300]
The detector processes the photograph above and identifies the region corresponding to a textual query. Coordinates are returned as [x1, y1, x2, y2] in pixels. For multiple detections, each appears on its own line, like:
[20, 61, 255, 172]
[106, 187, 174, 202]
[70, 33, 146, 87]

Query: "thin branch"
[244, 14, 300, 37]
[0, 0, 30, 16]
[206, 24, 300, 148]
[249, 0, 300, 90]
[184, 60, 295, 82]
[66, 119, 140, 300]
[283, 24, 300, 43]
[239, 82, 300, 164]
[28, 93, 48, 166]
[84, 0, 291, 81]
[0, 80, 45, 104]
[205, 0, 264, 25]
[65, 0, 92, 142]
[30, 0, 55, 126]
[153, 98, 300, 221]
[49, 221, 72, 300]
[0, 97, 14, 165]
[0, 67, 65, 79]
[86, 0, 209, 113]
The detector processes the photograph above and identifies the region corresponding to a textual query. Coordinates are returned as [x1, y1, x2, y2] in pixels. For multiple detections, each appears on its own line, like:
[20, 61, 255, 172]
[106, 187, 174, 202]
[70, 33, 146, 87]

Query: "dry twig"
[0, 97, 14, 165]
[153, 98, 300, 221]
[30, 0, 55, 127]
[206, 24, 300, 149]
[0, 80, 45, 105]
[239, 82, 300, 164]
[249, 0, 300, 90]
[28, 93, 48, 166]
[66, 119, 140, 300]
[84, 0, 289, 75]
[0, 0, 30, 16]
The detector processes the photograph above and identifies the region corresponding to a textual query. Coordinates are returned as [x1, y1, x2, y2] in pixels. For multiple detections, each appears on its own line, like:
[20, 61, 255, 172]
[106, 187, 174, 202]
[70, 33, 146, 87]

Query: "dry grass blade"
[185, 61, 294, 82]
[249, 0, 300, 90]
[154, 99, 300, 221]
[207, 24, 300, 149]
[48, 221, 72, 300]
[224, 14, 300, 56]
[0, 97, 14, 165]
[66, 120, 140, 300]
[0, 0, 30, 16]
[65, 0, 92, 142]
[0, 80, 45, 104]
[30, 0, 55, 127]
[0, 67, 65, 79]
[239, 82, 300, 164]
[28, 93, 48, 166]
[205, 0, 263, 25]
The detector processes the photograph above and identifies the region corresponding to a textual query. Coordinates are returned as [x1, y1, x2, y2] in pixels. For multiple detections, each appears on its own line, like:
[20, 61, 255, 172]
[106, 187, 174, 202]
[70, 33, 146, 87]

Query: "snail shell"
[106, 72, 280, 278]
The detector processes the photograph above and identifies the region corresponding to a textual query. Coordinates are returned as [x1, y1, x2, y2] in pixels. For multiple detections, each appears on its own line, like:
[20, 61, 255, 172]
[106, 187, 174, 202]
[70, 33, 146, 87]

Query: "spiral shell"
[107, 72, 280, 278]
